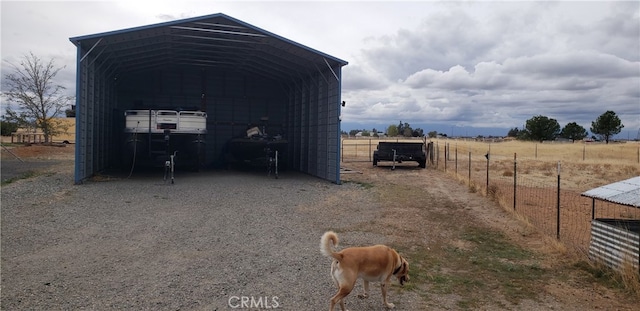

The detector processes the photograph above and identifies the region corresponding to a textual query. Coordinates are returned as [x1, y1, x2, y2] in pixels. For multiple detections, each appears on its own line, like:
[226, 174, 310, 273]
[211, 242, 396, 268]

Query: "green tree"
[427, 131, 438, 138]
[3, 52, 73, 142]
[2, 104, 32, 130]
[1, 115, 19, 136]
[590, 111, 624, 144]
[387, 125, 399, 137]
[560, 122, 588, 142]
[412, 128, 424, 137]
[403, 122, 413, 137]
[525, 115, 561, 142]
[507, 127, 520, 137]
[516, 130, 530, 140]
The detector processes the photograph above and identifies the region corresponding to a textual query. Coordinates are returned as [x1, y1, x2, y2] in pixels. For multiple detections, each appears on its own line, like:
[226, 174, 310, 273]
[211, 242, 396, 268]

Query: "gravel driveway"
[1, 161, 419, 310]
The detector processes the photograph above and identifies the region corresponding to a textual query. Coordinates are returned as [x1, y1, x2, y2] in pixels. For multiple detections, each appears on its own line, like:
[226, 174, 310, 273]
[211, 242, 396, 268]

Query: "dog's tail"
[320, 231, 342, 261]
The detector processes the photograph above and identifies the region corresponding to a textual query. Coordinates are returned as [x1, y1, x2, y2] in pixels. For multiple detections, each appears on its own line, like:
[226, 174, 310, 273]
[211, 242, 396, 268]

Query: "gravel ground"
[1, 160, 420, 310]
[5, 145, 638, 310]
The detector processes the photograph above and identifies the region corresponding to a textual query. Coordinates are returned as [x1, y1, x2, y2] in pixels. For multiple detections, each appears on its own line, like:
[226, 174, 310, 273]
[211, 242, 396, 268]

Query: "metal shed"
[69, 13, 348, 184]
[581, 176, 640, 273]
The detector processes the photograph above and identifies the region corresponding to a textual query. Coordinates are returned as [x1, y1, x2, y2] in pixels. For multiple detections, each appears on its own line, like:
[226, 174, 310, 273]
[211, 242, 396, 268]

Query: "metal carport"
[69, 13, 348, 184]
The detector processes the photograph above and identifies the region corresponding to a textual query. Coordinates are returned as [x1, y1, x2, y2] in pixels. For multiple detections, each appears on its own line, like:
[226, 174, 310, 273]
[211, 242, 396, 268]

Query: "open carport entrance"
[70, 13, 347, 184]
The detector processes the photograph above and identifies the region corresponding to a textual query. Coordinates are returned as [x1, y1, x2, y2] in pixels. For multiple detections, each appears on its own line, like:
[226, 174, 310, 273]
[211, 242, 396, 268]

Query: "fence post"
[583, 144, 586, 161]
[468, 152, 471, 185]
[556, 161, 561, 240]
[455, 145, 458, 174]
[436, 142, 439, 169]
[369, 138, 372, 162]
[341, 139, 344, 162]
[355, 141, 358, 158]
[444, 143, 447, 172]
[513, 153, 517, 211]
[485, 152, 490, 188]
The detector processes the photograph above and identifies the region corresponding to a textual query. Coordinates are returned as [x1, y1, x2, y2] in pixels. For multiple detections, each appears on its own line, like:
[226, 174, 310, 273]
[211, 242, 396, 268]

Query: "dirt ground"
[2, 144, 639, 310]
[339, 160, 639, 310]
[1, 143, 74, 161]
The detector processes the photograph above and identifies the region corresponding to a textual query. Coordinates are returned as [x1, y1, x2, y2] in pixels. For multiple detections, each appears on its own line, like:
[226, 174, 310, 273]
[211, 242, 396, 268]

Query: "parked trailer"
[123, 110, 207, 170]
[373, 141, 426, 169]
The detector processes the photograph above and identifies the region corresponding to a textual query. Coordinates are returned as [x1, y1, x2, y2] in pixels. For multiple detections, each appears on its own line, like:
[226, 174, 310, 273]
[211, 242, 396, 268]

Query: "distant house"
[10, 117, 76, 144]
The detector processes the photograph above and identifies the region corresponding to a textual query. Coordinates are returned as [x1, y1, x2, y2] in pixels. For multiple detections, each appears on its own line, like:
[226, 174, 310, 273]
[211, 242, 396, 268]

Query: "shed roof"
[69, 13, 347, 81]
[581, 176, 640, 208]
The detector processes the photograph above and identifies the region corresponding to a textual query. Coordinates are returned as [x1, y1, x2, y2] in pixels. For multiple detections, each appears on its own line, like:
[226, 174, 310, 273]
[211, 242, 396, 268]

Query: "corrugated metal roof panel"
[581, 176, 640, 208]
[69, 13, 348, 81]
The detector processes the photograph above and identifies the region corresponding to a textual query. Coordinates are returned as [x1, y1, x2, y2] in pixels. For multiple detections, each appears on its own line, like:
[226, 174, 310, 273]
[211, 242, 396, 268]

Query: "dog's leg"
[329, 266, 356, 311]
[357, 280, 369, 299]
[380, 281, 395, 309]
[330, 285, 353, 311]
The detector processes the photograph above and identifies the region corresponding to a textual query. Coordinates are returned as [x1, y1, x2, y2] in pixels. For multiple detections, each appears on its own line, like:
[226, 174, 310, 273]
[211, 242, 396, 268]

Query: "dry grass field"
[342, 138, 640, 252]
[342, 137, 640, 298]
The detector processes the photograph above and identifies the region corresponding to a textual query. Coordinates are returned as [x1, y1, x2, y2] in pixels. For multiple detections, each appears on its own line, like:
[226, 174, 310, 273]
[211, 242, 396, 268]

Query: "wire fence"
[341, 138, 640, 256]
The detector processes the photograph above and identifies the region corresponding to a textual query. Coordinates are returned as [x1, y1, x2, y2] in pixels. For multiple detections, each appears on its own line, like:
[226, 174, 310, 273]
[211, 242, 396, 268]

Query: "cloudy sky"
[1, 1, 639, 138]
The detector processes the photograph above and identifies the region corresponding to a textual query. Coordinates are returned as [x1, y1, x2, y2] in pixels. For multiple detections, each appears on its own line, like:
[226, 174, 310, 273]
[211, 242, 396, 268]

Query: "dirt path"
[340, 161, 639, 310]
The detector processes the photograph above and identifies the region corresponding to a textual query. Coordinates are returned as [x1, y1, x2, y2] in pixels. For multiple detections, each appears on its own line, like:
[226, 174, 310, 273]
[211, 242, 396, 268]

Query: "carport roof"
[69, 13, 348, 81]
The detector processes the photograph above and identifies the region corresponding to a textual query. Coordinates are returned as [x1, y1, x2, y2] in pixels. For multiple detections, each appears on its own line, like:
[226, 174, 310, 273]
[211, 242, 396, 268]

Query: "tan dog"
[320, 231, 409, 311]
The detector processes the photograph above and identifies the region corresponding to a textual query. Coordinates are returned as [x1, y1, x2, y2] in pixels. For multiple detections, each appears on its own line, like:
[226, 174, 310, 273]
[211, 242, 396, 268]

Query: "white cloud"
[1, 1, 638, 136]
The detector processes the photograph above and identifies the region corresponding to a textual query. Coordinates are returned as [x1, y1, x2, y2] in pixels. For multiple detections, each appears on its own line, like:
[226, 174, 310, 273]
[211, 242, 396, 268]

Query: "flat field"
[342, 138, 640, 252]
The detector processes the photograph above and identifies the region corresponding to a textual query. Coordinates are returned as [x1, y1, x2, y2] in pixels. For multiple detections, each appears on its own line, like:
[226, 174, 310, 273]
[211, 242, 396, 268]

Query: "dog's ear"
[398, 258, 410, 285]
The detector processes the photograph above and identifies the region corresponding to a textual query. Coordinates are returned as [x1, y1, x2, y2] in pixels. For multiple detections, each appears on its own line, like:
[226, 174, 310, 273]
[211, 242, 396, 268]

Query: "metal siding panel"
[233, 98, 251, 125]
[74, 45, 85, 183]
[96, 72, 104, 171]
[308, 80, 318, 175]
[589, 219, 640, 272]
[208, 98, 234, 163]
[86, 64, 95, 176]
[326, 71, 340, 182]
[299, 85, 308, 173]
[289, 88, 300, 171]
[316, 77, 327, 179]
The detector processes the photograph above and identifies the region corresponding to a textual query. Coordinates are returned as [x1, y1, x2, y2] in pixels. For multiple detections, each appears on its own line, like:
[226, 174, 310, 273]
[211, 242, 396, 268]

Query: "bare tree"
[3, 52, 73, 142]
